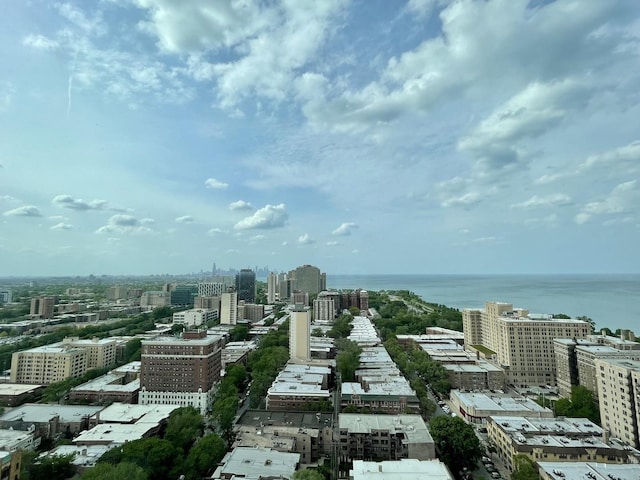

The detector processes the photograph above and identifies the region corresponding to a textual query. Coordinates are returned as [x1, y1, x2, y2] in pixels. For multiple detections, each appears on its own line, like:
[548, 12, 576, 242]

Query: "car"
[491, 472, 501, 479]
[485, 465, 497, 473]
[481, 457, 492, 464]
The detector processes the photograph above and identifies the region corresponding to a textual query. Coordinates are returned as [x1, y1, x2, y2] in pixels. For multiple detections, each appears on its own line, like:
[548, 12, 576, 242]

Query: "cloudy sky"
[1, 0, 639, 276]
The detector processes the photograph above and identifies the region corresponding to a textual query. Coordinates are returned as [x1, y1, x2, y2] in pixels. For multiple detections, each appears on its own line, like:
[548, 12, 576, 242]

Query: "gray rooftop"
[339, 414, 433, 445]
[537, 462, 640, 480]
[213, 447, 300, 480]
[0, 404, 103, 423]
[350, 459, 453, 480]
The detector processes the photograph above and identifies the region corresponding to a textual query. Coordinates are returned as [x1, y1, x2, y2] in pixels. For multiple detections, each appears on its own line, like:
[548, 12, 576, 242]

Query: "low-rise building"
[69, 372, 140, 404]
[349, 459, 454, 480]
[338, 414, 435, 463]
[0, 383, 44, 406]
[537, 462, 640, 480]
[487, 415, 640, 471]
[234, 410, 334, 464]
[0, 404, 103, 438]
[266, 364, 332, 411]
[0, 427, 39, 451]
[172, 308, 217, 327]
[450, 390, 554, 424]
[212, 447, 300, 480]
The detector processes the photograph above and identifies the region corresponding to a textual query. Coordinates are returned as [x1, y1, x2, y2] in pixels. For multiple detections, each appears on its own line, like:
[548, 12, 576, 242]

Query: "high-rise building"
[267, 272, 278, 304]
[0, 289, 12, 304]
[139, 331, 223, 414]
[194, 295, 221, 311]
[29, 296, 55, 319]
[291, 290, 309, 307]
[170, 285, 197, 306]
[220, 291, 238, 325]
[595, 358, 640, 448]
[289, 265, 325, 296]
[313, 297, 336, 322]
[235, 269, 256, 303]
[278, 278, 293, 301]
[106, 286, 128, 301]
[462, 302, 591, 387]
[290, 305, 311, 361]
[198, 282, 224, 297]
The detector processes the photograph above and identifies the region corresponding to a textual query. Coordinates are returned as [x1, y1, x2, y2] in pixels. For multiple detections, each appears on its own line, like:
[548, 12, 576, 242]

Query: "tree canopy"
[81, 462, 148, 480]
[429, 415, 482, 473]
[511, 455, 540, 480]
[554, 385, 600, 425]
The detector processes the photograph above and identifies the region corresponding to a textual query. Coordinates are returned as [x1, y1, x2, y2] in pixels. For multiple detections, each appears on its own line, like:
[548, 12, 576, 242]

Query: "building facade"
[139, 331, 223, 414]
[289, 306, 311, 361]
[235, 269, 256, 303]
[220, 291, 238, 325]
[595, 357, 640, 448]
[313, 297, 336, 322]
[462, 302, 591, 387]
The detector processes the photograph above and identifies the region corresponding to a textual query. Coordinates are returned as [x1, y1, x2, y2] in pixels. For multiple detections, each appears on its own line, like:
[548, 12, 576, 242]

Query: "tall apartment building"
[220, 291, 238, 325]
[288, 265, 326, 296]
[290, 305, 311, 361]
[139, 331, 223, 414]
[554, 335, 640, 398]
[10, 345, 87, 384]
[267, 272, 278, 304]
[139, 291, 170, 310]
[0, 289, 12, 304]
[10, 337, 117, 384]
[313, 297, 336, 322]
[240, 303, 264, 322]
[198, 282, 224, 297]
[194, 295, 220, 310]
[30, 296, 55, 319]
[462, 302, 591, 387]
[291, 290, 309, 307]
[235, 269, 256, 303]
[106, 286, 128, 301]
[279, 278, 293, 301]
[170, 285, 197, 306]
[595, 358, 640, 448]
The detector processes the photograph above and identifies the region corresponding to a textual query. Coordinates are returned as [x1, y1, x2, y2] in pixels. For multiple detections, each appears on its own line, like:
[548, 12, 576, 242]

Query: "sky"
[1, 0, 640, 277]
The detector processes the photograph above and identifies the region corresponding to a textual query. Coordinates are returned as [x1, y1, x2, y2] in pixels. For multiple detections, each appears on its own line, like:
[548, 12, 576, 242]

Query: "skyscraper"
[235, 269, 256, 303]
[267, 272, 278, 304]
[220, 290, 238, 325]
[290, 265, 325, 296]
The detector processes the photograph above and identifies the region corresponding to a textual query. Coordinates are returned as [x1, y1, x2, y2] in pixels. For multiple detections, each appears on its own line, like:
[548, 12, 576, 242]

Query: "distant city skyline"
[2, 1, 639, 276]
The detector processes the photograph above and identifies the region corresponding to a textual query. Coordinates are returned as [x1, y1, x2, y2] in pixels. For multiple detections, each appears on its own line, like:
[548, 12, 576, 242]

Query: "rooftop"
[213, 447, 300, 480]
[537, 462, 640, 480]
[452, 391, 551, 414]
[0, 404, 103, 424]
[339, 414, 433, 445]
[350, 459, 453, 480]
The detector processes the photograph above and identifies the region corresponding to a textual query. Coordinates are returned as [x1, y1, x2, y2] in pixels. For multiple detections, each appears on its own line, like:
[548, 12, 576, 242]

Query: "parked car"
[481, 457, 492, 464]
[485, 465, 497, 473]
[491, 472, 501, 479]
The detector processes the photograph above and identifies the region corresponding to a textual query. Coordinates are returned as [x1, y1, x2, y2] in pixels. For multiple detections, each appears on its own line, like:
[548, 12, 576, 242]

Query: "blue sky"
[1, 0, 640, 276]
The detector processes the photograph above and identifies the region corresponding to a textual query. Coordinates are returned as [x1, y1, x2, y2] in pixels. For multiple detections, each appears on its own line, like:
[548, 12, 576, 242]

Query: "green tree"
[182, 433, 227, 480]
[99, 437, 180, 479]
[429, 415, 481, 473]
[511, 454, 540, 480]
[554, 385, 600, 424]
[25, 454, 76, 480]
[335, 340, 362, 382]
[152, 306, 173, 320]
[230, 325, 250, 341]
[81, 462, 148, 480]
[164, 407, 205, 452]
[123, 338, 142, 362]
[293, 469, 326, 480]
[311, 327, 324, 337]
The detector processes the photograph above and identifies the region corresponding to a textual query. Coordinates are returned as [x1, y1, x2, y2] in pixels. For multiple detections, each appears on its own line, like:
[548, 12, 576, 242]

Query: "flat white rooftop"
[92, 403, 181, 424]
[350, 459, 453, 480]
[213, 447, 300, 480]
[453, 391, 550, 414]
[339, 414, 433, 445]
[74, 423, 154, 446]
[0, 384, 42, 396]
[0, 404, 104, 423]
[537, 462, 640, 480]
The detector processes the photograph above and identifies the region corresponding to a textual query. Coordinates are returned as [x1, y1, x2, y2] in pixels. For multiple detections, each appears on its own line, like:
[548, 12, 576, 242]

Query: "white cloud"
[441, 192, 482, 208]
[298, 233, 314, 245]
[533, 172, 575, 185]
[234, 204, 287, 230]
[575, 181, 638, 224]
[96, 214, 154, 234]
[3, 206, 42, 217]
[326, 241, 340, 246]
[229, 200, 253, 211]
[332, 222, 358, 236]
[23, 34, 59, 50]
[52, 194, 107, 211]
[250, 234, 266, 241]
[207, 228, 226, 236]
[459, 79, 593, 174]
[511, 194, 572, 209]
[175, 215, 194, 223]
[56, 3, 106, 35]
[205, 178, 229, 189]
[581, 140, 640, 171]
[50, 222, 73, 231]
[0, 195, 19, 204]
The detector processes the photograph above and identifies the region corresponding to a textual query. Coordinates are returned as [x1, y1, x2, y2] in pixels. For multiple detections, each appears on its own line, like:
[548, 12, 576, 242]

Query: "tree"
[336, 340, 361, 382]
[25, 454, 76, 480]
[511, 454, 540, 480]
[81, 462, 148, 480]
[152, 306, 173, 320]
[293, 469, 326, 480]
[311, 327, 324, 337]
[182, 434, 227, 480]
[230, 325, 250, 341]
[98, 437, 180, 479]
[429, 416, 481, 473]
[554, 385, 600, 424]
[164, 407, 205, 452]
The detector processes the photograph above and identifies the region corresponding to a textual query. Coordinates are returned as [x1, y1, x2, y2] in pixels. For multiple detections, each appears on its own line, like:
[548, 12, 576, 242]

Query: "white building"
[267, 272, 278, 304]
[172, 308, 217, 327]
[350, 459, 454, 480]
[220, 291, 238, 325]
[290, 306, 311, 360]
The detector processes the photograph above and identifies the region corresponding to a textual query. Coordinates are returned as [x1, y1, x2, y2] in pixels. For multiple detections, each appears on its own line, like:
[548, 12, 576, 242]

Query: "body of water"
[327, 274, 640, 333]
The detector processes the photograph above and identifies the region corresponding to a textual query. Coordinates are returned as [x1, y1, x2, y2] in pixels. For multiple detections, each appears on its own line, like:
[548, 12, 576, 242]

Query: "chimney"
[603, 428, 610, 444]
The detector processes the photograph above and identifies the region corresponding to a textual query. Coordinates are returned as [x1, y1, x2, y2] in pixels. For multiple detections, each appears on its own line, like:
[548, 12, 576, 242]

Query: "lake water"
[327, 274, 640, 333]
